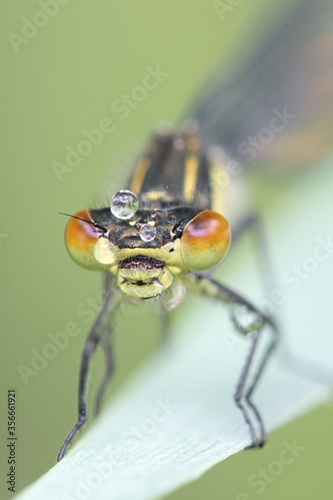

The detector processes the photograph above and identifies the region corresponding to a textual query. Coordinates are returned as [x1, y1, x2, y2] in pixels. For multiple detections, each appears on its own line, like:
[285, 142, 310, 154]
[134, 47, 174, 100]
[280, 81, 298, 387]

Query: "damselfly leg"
[57, 285, 117, 461]
[226, 213, 280, 445]
[186, 273, 278, 447]
[93, 273, 116, 418]
[93, 323, 114, 418]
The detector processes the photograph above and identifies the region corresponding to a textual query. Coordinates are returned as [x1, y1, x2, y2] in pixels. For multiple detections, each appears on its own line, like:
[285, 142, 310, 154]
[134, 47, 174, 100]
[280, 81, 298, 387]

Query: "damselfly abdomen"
[57, 0, 333, 461]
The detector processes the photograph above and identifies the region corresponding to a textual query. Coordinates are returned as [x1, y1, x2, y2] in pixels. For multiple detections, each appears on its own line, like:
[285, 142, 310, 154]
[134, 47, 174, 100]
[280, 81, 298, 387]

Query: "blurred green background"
[1, 1, 332, 499]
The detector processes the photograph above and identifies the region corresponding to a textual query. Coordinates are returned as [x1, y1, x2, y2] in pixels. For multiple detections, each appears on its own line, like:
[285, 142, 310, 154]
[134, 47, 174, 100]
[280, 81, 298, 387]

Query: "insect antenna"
[58, 212, 108, 234]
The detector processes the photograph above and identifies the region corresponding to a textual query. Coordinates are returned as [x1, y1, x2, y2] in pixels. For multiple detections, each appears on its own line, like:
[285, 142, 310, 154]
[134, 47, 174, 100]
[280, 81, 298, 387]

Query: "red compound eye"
[65, 210, 102, 269]
[181, 210, 231, 271]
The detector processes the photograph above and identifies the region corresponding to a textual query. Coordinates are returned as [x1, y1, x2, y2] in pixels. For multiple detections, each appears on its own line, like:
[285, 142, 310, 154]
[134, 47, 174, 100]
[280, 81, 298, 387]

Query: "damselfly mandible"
[57, 0, 333, 461]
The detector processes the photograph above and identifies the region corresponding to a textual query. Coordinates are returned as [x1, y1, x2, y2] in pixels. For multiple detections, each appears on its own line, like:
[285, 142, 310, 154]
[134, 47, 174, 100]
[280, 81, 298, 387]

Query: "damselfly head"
[62, 122, 233, 302]
[63, 203, 231, 300]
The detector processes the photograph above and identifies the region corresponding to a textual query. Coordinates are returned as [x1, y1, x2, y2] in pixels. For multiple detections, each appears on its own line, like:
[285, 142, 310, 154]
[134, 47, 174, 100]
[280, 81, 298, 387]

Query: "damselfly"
[57, 1, 333, 461]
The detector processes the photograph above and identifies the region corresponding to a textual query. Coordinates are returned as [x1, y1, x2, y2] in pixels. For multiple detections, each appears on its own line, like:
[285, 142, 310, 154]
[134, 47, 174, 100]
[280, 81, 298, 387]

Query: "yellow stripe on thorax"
[144, 190, 167, 201]
[130, 157, 150, 195]
[209, 162, 229, 214]
[183, 155, 199, 203]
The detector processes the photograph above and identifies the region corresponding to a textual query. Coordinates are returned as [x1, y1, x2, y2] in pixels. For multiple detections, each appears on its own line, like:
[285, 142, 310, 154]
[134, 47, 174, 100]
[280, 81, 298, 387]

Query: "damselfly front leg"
[93, 273, 116, 418]
[214, 213, 279, 445]
[186, 273, 278, 447]
[57, 284, 118, 461]
[93, 322, 114, 418]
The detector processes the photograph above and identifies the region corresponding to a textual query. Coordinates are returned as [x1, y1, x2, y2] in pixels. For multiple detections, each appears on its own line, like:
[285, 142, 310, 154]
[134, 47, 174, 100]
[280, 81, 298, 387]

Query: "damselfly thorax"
[65, 124, 231, 302]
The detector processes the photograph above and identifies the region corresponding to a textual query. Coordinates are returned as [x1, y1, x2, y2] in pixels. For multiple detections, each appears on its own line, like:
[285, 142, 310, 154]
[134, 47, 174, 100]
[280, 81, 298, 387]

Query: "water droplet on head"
[230, 304, 262, 335]
[110, 190, 138, 220]
[139, 224, 156, 242]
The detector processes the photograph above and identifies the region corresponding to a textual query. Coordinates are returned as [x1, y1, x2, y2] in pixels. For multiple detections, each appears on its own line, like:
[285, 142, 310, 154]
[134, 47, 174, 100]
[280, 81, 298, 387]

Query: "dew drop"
[139, 224, 157, 242]
[230, 304, 262, 335]
[110, 190, 138, 220]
